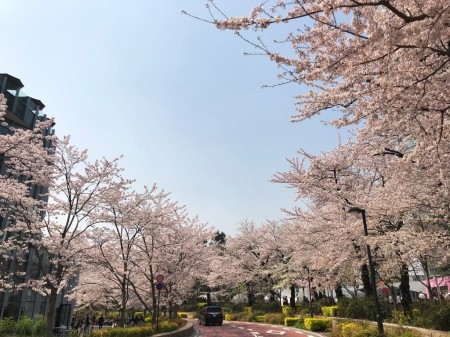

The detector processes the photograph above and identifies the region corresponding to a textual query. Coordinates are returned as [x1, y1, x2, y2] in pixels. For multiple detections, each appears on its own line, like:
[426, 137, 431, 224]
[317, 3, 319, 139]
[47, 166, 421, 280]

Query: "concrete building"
[0, 73, 74, 327]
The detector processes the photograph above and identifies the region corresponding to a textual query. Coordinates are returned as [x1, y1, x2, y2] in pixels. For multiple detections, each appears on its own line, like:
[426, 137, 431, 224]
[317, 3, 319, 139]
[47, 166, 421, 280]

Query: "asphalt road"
[190, 319, 325, 337]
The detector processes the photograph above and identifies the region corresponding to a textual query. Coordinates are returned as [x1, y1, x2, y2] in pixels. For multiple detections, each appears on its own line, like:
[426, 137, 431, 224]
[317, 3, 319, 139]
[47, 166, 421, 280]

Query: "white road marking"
[266, 330, 286, 335]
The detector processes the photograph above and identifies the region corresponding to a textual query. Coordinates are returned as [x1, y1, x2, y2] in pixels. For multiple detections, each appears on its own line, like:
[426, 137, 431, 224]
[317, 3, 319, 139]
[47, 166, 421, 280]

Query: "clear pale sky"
[1, 1, 341, 235]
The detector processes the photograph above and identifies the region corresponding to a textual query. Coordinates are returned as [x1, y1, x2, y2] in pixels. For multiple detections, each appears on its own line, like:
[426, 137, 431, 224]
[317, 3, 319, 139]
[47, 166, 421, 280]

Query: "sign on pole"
[156, 274, 164, 283]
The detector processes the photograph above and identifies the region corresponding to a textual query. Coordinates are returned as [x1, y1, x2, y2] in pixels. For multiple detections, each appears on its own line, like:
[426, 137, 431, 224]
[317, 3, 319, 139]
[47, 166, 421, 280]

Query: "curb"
[153, 322, 196, 337]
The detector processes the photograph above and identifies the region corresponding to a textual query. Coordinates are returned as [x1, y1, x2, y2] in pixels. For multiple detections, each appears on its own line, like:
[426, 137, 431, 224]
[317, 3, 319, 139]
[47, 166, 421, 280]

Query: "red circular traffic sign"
[156, 274, 164, 282]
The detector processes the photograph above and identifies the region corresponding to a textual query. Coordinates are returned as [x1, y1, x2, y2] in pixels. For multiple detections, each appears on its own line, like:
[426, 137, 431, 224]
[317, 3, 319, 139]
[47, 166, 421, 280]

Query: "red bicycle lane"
[190, 319, 326, 337]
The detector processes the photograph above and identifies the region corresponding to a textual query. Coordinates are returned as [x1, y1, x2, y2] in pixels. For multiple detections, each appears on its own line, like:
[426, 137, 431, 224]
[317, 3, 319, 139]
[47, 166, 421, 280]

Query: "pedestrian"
[388, 295, 393, 304]
[98, 315, 105, 329]
[84, 315, 91, 335]
[396, 294, 401, 303]
[76, 317, 84, 335]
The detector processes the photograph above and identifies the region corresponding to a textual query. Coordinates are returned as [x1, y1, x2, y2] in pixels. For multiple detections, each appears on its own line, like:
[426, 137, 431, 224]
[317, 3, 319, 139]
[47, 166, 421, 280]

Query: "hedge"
[264, 313, 285, 324]
[321, 306, 338, 317]
[243, 307, 252, 314]
[339, 321, 421, 337]
[282, 306, 293, 316]
[0, 317, 46, 336]
[255, 315, 265, 323]
[92, 326, 155, 337]
[284, 317, 302, 327]
[177, 313, 188, 319]
[224, 313, 238, 321]
[304, 318, 332, 332]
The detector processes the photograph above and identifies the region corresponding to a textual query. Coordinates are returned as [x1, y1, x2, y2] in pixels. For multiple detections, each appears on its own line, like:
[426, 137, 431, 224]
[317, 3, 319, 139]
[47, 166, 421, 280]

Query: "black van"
[198, 305, 223, 326]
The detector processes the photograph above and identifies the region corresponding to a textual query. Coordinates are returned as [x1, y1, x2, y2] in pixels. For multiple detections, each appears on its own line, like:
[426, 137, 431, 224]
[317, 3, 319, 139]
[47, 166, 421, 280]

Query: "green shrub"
[0, 317, 16, 335]
[157, 321, 178, 333]
[144, 317, 152, 323]
[196, 302, 208, 309]
[243, 307, 252, 314]
[387, 300, 450, 331]
[295, 298, 334, 317]
[264, 313, 285, 324]
[252, 301, 282, 314]
[92, 326, 155, 337]
[224, 313, 238, 321]
[337, 297, 387, 321]
[341, 321, 421, 337]
[177, 312, 188, 319]
[282, 306, 293, 316]
[255, 315, 265, 322]
[385, 327, 420, 337]
[106, 311, 120, 319]
[32, 317, 46, 336]
[390, 310, 408, 326]
[284, 317, 302, 326]
[16, 317, 33, 336]
[236, 312, 253, 322]
[294, 319, 306, 330]
[321, 306, 338, 317]
[304, 318, 331, 332]
[342, 322, 357, 337]
[343, 323, 377, 337]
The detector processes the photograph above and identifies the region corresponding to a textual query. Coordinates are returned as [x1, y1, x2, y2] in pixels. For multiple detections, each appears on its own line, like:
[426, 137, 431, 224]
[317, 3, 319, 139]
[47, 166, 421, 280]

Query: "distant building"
[0, 73, 74, 327]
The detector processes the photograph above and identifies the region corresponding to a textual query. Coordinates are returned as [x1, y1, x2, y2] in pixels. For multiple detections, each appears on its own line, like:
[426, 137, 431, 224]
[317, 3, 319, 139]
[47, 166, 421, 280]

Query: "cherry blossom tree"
[154, 216, 213, 319]
[29, 137, 127, 337]
[207, 220, 289, 306]
[274, 136, 450, 310]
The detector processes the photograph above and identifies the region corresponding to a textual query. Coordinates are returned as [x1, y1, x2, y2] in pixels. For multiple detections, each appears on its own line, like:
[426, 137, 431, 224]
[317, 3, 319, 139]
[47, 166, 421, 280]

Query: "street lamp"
[348, 207, 384, 337]
[303, 266, 313, 317]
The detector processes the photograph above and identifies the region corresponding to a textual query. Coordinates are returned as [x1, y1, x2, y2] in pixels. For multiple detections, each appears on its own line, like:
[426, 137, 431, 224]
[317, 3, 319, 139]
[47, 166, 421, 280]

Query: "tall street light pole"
[348, 207, 384, 337]
[303, 266, 313, 317]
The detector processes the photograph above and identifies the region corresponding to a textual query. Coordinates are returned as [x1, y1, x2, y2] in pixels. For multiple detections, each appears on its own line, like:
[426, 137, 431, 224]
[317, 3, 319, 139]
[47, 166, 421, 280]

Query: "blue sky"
[1, 1, 341, 235]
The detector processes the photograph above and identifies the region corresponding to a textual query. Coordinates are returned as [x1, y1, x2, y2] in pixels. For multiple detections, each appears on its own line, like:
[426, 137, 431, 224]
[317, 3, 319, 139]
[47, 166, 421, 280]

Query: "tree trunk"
[361, 263, 373, 296]
[290, 284, 296, 309]
[45, 288, 58, 337]
[400, 264, 412, 314]
[119, 278, 127, 327]
[422, 258, 433, 300]
[269, 290, 276, 302]
[335, 284, 343, 299]
[149, 265, 158, 325]
[246, 283, 254, 307]
[168, 299, 174, 320]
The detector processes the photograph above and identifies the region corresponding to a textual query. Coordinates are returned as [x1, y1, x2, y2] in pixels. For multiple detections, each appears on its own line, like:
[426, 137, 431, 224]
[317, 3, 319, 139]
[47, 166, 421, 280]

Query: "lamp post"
[348, 207, 384, 337]
[303, 266, 313, 317]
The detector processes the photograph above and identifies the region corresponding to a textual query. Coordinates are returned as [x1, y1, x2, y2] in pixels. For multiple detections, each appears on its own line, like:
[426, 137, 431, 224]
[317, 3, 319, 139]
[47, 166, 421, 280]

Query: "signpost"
[155, 275, 165, 331]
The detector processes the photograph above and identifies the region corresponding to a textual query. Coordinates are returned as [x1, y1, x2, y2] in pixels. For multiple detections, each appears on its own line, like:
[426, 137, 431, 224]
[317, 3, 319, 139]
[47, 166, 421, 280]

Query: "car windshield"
[207, 307, 221, 313]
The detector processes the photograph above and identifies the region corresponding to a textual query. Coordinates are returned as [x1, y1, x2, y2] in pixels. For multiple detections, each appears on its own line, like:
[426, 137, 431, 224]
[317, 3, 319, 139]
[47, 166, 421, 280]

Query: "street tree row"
[194, 0, 450, 311]
[0, 94, 215, 335]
